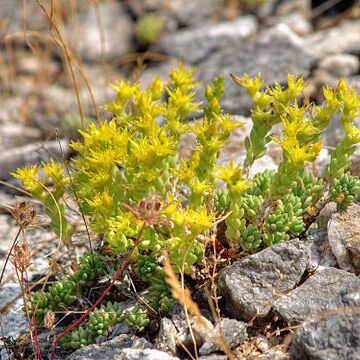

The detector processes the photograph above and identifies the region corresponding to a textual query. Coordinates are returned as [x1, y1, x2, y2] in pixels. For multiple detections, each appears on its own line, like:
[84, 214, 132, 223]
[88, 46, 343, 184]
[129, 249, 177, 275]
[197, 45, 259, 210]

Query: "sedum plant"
[13, 64, 360, 350]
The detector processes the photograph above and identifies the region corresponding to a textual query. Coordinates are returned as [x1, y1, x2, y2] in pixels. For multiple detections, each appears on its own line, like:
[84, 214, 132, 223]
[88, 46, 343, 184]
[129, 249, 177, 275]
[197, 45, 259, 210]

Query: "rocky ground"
[1, 0, 360, 359]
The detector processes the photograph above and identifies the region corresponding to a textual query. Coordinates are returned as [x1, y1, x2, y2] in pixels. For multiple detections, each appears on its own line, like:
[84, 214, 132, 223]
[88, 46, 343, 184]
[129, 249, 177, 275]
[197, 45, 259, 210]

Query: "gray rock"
[0, 124, 42, 151]
[273, 268, 360, 325]
[166, 0, 224, 28]
[0, 283, 29, 347]
[114, 348, 179, 360]
[322, 112, 360, 148]
[264, 12, 312, 36]
[306, 228, 338, 271]
[0, 139, 71, 181]
[156, 317, 178, 355]
[1, 0, 47, 35]
[72, 2, 133, 62]
[349, 145, 360, 178]
[158, 16, 258, 65]
[197, 23, 316, 114]
[306, 20, 360, 59]
[199, 355, 227, 360]
[316, 202, 338, 232]
[327, 204, 360, 274]
[67, 334, 151, 360]
[317, 54, 360, 77]
[290, 273, 360, 359]
[291, 313, 360, 360]
[256, 348, 290, 360]
[111, 322, 131, 338]
[218, 238, 310, 321]
[199, 318, 247, 355]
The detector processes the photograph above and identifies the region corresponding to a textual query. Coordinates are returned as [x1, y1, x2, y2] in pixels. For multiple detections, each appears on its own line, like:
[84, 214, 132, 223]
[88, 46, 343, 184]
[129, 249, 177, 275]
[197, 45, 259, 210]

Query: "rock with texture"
[166, 0, 224, 28]
[199, 318, 247, 355]
[273, 267, 360, 325]
[67, 334, 152, 360]
[156, 317, 178, 355]
[305, 228, 338, 271]
[290, 279, 360, 360]
[0, 139, 71, 181]
[158, 16, 258, 64]
[327, 204, 360, 274]
[306, 20, 360, 58]
[317, 54, 360, 77]
[218, 238, 310, 321]
[114, 348, 179, 360]
[197, 24, 316, 114]
[73, 2, 133, 62]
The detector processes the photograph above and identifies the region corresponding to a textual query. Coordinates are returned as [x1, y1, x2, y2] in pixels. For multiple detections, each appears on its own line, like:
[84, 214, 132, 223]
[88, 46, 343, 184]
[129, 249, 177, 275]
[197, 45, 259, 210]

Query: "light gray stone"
[115, 348, 180, 360]
[156, 317, 177, 355]
[273, 267, 360, 325]
[306, 228, 338, 271]
[218, 238, 310, 321]
[199, 318, 247, 355]
[67, 334, 148, 360]
[327, 204, 360, 274]
[292, 313, 360, 360]
[306, 20, 360, 58]
[72, 2, 133, 62]
[256, 348, 290, 360]
[166, 0, 224, 28]
[349, 145, 360, 178]
[290, 280, 360, 360]
[197, 23, 316, 114]
[0, 139, 70, 181]
[158, 16, 258, 64]
[265, 12, 312, 36]
[317, 54, 360, 77]
[0, 124, 42, 151]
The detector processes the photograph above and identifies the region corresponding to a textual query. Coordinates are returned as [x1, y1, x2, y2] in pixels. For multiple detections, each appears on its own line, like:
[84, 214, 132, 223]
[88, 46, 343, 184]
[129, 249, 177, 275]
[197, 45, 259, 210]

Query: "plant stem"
[50, 224, 145, 360]
[0, 228, 22, 288]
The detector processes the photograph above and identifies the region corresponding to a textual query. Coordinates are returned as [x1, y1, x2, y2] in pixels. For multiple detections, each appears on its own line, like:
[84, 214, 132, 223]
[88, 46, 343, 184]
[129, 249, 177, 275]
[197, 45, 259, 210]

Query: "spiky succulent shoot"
[133, 255, 160, 280]
[241, 195, 264, 221]
[60, 326, 95, 350]
[149, 272, 172, 300]
[213, 159, 250, 250]
[246, 169, 275, 197]
[293, 171, 324, 209]
[87, 301, 124, 337]
[25, 292, 52, 325]
[240, 224, 262, 253]
[124, 307, 150, 333]
[263, 195, 304, 247]
[215, 188, 230, 211]
[330, 172, 360, 207]
[25, 252, 106, 325]
[157, 296, 175, 315]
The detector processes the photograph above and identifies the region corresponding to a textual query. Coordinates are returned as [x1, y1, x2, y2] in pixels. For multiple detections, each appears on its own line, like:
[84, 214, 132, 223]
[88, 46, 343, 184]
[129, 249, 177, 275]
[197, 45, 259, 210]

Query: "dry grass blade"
[162, 251, 236, 360]
[162, 251, 201, 317]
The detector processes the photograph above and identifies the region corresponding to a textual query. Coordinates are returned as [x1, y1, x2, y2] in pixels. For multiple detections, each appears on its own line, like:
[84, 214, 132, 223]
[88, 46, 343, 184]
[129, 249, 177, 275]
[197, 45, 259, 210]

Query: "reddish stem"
[0, 228, 22, 287]
[50, 224, 145, 360]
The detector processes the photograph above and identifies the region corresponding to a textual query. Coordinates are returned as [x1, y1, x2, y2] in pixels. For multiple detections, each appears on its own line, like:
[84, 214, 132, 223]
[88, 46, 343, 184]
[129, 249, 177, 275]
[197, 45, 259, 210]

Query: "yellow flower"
[213, 159, 250, 192]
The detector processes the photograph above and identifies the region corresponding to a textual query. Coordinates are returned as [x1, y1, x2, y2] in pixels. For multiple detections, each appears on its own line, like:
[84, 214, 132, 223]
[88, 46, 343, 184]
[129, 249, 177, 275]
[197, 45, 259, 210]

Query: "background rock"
[218, 238, 310, 321]
[273, 268, 360, 325]
[197, 24, 316, 114]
